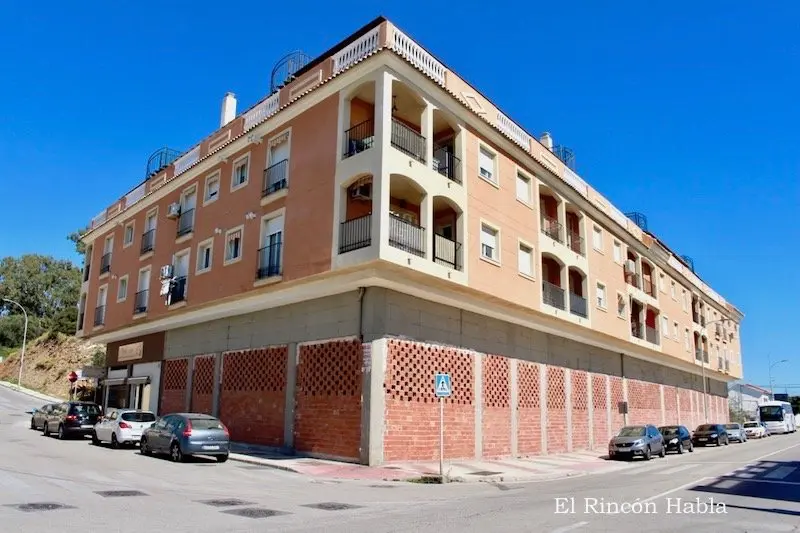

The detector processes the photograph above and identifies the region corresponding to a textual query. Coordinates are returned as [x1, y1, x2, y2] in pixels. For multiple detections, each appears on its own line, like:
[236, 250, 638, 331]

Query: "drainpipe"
[357, 287, 366, 342]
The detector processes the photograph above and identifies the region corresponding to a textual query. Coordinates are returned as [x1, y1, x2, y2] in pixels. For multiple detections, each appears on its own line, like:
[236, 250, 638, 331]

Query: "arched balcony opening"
[641, 260, 655, 297]
[645, 308, 659, 344]
[691, 294, 700, 324]
[567, 267, 588, 318]
[701, 335, 709, 363]
[432, 196, 463, 270]
[693, 331, 702, 361]
[342, 81, 376, 159]
[390, 80, 426, 164]
[624, 250, 640, 289]
[539, 185, 564, 244]
[338, 174, 374, 254]
[541, 254, 566, 310]
[564, 204, 584, 256]
[431, 109, 461, 183]
[630, 298, 644, 339]
[388, 174, 426, 257]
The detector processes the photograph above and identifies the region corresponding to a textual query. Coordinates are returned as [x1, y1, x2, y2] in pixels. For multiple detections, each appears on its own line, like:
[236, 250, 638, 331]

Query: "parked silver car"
[608, 424, 666, 460]
[725, 423, 747, 443]
[140, 413, 230, 463]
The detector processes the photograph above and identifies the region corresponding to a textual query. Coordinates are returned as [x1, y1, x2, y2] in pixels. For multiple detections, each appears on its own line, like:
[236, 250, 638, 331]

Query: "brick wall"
[546, 366, 568, 453]
[482, 355, 511, 458]
[571, 370, 590, 451]
[294, 340, 363, 459]
[627, 379, 662, 425]
[664, 386, 678, 425]
[219, 346, 287, 446]
[592, 374, 609, 446]
[160, 358, 188, 413]
[516, 361, 541, 456]
[383, 340, 474, 461]
[678, 388, 692, 428]
[609, 376, 625, 434]
[190, 355, 215, 415]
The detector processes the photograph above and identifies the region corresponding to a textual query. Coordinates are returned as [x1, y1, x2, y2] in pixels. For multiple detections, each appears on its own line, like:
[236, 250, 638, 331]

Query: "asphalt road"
[1, 385, 799, 532]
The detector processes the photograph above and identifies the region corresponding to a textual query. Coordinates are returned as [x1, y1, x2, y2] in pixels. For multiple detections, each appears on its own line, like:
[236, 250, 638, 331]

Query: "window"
[662, 316, 669, 336]
[516, 171, 531, 203]
[480, 223, 499, 262]
[684, 329, 690, 351]
[658, 273, 665, 292]
[518, 242, 534, 278]
[682, 290, 688, 312]
[592, 226, 603, 251]
[116, 276, 128, 302]
[617, 292, 626, 317]
[204, 173, 220, 204]
[673, 321, 679, 340]
[612, 241, 622, 264]
[258, 213, 285, 278]
[478, 147, 496, 184]
[231, 155, 249, 190]
[123, 223, 134, 247]
[670, 281, 676, 299]
[596, 283, 607, 309]
[224, 227, 243, 264]
[196, 239, 213, 273]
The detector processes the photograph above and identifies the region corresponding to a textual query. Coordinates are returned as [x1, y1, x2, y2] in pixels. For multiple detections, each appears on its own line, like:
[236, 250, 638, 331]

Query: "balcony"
[256, 240, 283, 279]
[569, 292, 587, 318]
[567, 231, 584, 256]
[700, 315, 706, 327]
[632, 322, 644, 340]
[432, 146, 461, 184]
[134, 289, 148, 314]
[625, 272, 641, 290]
[93, 305, 105, 327]
[390, 118, 426, 164]
[177, 209, 195, 237]
[541, 215, 564, 244]
[645, 326, 659, 344]
[542, 280, 566, 311]
[703, 350, 709, 363]
[263, 159, 288, 197]
[339, 214, 371, 253]
[389, 215, 425, 258]
[141, 229, 155, 255]
[99, 253, 111, 275]
[433, 233, 461, 270]
[642, 278, 655, 298]
[170, 276, 187, 304]
[342, 119, 374, 159]
[695, 348, 703, 362]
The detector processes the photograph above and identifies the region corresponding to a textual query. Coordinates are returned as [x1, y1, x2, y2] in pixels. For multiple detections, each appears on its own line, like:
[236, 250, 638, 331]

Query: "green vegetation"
[67, 226, 90, 256]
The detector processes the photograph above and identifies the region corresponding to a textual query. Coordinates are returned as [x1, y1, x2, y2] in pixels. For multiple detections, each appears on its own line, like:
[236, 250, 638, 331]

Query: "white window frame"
[682, 290, 688, 312]
[661, 315, 669, 337]
[612, 240, 622, 264]
[616, 291, 627, 318]
[116, 275, 128, 302]
[517, 240, 534, 279]
[592, 226, 603, 252]
[230, 153, 250, 191]
[137, 266, 151, 293]
[478, 145, 498, 186]
[658, 273, 665, 293]
[196, 238, 214, 274]
[123, 222, 135, 248]
[266, 129, 292, 189]
[684, 328, 690, 351]
[670, 280, 677, 300]
[97, 284, 108, 307]
[673, 321, 679, 340]
[596, 282, 607, 309]
[223, 225, 244, 265]
[171, 248, 191, 302]
[515, 169, 532, 205]
[479, 221, 500, 264]
[203, 171, 221, 206]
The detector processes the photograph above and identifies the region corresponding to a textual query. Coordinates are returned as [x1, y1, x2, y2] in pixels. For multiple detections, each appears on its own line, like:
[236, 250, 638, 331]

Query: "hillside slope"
[0, 333, 105, 399]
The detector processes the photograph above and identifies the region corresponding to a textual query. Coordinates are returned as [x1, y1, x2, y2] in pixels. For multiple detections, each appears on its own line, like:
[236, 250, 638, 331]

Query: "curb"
[0, 381, 63, 404]
[227, 453, 302, 474]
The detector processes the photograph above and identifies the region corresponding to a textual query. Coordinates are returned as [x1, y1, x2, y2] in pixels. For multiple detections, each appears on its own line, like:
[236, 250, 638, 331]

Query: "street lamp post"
[2, 298, 28, 390]
[767, 353, 789, 400]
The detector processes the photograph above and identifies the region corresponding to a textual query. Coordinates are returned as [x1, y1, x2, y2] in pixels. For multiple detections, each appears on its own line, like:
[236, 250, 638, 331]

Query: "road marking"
[654, 464, 696, 475]
[720, 477, 800, 486]
[638, 477, 712, 504]
[749, 442, 800, 462]
[551, 521, 589, 533]
[764, 467, 797, 480]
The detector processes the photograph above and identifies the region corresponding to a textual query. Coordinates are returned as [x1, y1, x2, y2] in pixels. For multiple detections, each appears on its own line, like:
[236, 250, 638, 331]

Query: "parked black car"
[41, 401, 102, 440]
[28, 403, 57, 431]
[658, 425, 694, 454]
[691, 423, 729, 447]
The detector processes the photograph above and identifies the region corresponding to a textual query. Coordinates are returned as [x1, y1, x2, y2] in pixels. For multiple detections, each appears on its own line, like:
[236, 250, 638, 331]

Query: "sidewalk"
[0, 381, 63, 404]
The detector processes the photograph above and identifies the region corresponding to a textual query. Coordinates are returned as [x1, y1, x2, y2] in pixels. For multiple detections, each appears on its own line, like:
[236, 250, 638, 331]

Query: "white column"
[556, 197, 567, 241]
[421, 194, 433, 260]
[421, 100, 434, 168]
[373, 71, 393, 251]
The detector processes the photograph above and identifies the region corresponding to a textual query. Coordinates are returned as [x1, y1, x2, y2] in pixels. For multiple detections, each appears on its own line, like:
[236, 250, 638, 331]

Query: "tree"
[67, 226, 90, 256]
[791, 396, 800, 416]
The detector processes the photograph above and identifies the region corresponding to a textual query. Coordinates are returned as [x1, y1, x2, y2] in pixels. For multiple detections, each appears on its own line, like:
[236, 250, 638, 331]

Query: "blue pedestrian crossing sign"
[435, 373, 452, 398]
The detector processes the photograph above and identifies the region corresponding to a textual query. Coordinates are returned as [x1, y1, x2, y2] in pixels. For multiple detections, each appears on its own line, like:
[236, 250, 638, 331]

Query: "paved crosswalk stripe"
[764, 466, 796, 480]
[654, 464, 696, 475]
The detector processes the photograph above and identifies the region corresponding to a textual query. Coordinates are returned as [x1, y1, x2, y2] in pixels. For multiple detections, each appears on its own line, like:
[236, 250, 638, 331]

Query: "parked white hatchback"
[92, 409, 157, 448]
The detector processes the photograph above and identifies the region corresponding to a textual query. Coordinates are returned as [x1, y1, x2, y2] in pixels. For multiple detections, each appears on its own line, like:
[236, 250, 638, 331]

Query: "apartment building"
[77, 17, 744, 465]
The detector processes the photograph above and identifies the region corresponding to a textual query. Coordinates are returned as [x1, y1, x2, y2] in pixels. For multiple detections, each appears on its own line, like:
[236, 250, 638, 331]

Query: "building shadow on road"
[688, 460, 800, 509]
[724, 503, 800, 517]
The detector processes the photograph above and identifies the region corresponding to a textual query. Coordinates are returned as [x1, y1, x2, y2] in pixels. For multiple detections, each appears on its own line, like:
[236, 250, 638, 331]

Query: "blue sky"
[1, 2, 797, 388]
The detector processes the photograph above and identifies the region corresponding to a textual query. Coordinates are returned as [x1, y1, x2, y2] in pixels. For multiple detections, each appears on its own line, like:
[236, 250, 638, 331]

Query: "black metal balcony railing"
[339, 214, 371, 253]
[78, 312, 85, 331]
[625, 272, 641, 289]
[541, 215, 564, 244]
[134, 289, 149, 314]
[700, 315, 706, 327]
[433, 146, 461, 184]
[703, 349, 709, 363]
[140, 229, 155, 255]
[83, 264, 90, 282]
[695, 348, 703, 361]
[262, 159, 288, 197]
[542, 281, 566, 310]
[569, 292, 588, 318]
[391, 118, 426, 164]
[567, 231, 584, 255]
[256, 240, 283, 279]
[100, 253, 111, 274]
[631, 322, 644, 339]
[642, 278, 656, 297]
[389, 215, 425, 257]
[433, 233, 461, 270]
[177, 209, 195, 237]
[343, 119, 374, 158]
[645, 326, 659, 344]
[170, 276, 187, 304]
[93, 305, 105, 327]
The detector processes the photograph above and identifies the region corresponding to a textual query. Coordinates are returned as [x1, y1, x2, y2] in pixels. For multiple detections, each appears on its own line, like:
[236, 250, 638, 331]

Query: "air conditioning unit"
[159, 264, 174, 280]
[166, 202, 181, 219]
[350, 183, 372, 200]
[159, 279, 172, 297]
[624, 259, 636, 273]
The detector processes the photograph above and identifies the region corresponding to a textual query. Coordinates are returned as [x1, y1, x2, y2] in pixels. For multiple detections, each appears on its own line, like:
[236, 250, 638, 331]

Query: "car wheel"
[111, 433, 119, 450]
[659, 444, 666, 458]
[724, 437, 729, 446]
[677, 442, 684, 454]
[689, 442, 694, 452]
[716, 437, 721, 446]
[140, 438, 151, 456]
[644, 446, 652, 461]
[42, 422, 50, 437]
[91, 431, 100, 445]
[216, 454, 229, 463]
[170, 442, 184, 463]
[30, 418, 36, 430]
[57, 424, 66, 440]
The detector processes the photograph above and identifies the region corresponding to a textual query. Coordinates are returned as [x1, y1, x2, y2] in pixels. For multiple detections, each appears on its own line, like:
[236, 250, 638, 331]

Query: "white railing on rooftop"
[243, 92, 280, 132]
[124, 182, 146, 208]
[90, 210, 107, 230]
[174, 146, 200, 176]
[562, 167, 589, 198]
[608, 203, 629, 228]
[392, 29, 446, 86]
[333, 27, 380, 74]
[496, 112, 532, 151]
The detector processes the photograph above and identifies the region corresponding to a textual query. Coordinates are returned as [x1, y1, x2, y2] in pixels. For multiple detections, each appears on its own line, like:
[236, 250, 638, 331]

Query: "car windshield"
[618, 426, 646, 437]
[696, 424, 715, 432]
[759, 405, 785, 421]
[743, 422, 759, 428]
[189, 418, 224, 430]
[725, 424, 739, 430]
[72, 404, 100, 416]
[659, 426, 678, 435]
[121, 412, 156, 423]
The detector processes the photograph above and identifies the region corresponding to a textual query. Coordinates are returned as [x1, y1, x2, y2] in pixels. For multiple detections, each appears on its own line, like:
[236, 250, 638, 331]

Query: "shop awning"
[127, 376, 150, 386]
[101, 378, 126, 386]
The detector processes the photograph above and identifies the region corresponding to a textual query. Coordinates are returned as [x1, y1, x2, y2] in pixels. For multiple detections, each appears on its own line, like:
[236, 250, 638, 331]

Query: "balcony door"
[138, 269, 151, 293]
[174, 252, 189, 279]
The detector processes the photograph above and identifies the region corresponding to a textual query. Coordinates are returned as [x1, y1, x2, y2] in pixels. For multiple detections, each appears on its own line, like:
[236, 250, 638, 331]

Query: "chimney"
[540, 132, 554, 151]
[220, 92, 237, 127]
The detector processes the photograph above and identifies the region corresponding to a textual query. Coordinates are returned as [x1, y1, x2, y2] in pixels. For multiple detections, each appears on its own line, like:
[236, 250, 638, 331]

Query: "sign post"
[68, 371, 78, 401]
[434, 373, 452, 479]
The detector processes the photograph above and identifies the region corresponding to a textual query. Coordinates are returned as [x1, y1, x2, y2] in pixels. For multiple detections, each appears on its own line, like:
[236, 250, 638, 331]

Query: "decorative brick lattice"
[294, 340, 363, 459]
[190, 355, 215, 415]
[219, 346, 288, 447]
[572, 371, 589, 410]
[223, 347, 286, 392]
[160, 358, 188, 414]
[517, 361, 541, 456]
[517, 362, 540, 409]
[592, 374, 607, 409]
[547, 366, 567, 409]
[571, 370, 590, 451]
[384, 339, 473, 405]
[592, 374, 609, 445]
[482, 355, 510, 409]
[482, 355, 510, 457]
[546, 366, 568, 453]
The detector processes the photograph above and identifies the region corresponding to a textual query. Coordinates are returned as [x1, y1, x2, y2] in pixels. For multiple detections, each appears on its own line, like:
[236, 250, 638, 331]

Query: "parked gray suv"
[608, 424, 665, 460]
